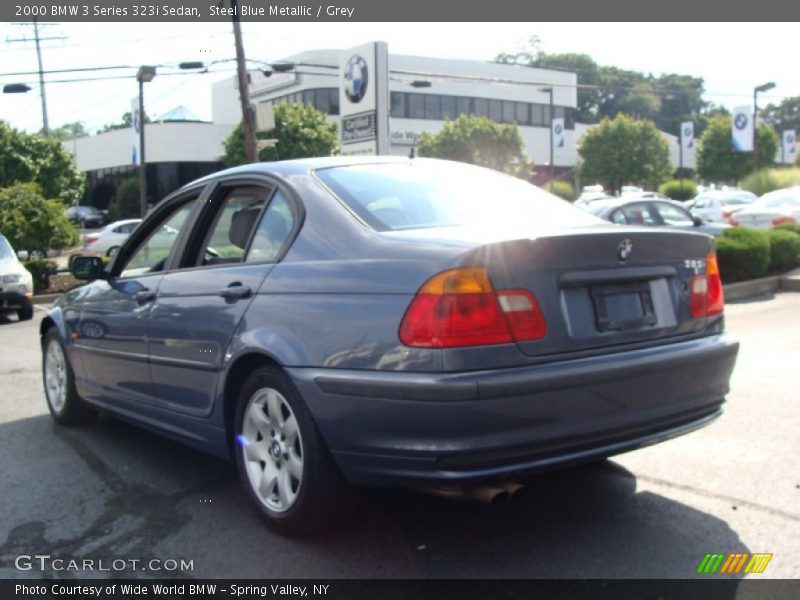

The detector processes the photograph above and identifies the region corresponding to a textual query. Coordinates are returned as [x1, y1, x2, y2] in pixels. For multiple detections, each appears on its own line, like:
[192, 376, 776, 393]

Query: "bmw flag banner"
[552, 118, 565, 153]
[131, 97, 141, 166]
[731, 106, 753, 152]
[783, 130, 796, 164]
[680, 121, 695, 152]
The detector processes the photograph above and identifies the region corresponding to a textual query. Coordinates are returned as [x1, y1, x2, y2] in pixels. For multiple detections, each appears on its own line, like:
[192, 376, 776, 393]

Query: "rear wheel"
[234, 365, 356, 536]
[107, 246, 120, 258]
[42, 329, 98, 425]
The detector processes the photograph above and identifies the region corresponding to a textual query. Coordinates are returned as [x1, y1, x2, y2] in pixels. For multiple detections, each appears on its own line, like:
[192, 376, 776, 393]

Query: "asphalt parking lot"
[0, 294, 798, 579]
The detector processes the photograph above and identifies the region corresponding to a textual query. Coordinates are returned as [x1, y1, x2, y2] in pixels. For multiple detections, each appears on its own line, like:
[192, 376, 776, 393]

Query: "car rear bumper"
[287, 334, 739, 486]
[0, 291, 32, 311]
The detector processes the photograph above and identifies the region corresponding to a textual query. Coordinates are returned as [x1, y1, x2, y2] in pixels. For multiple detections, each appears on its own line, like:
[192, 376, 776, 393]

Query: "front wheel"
[42, 329, 98, 425]
[17, 303, 34, 321]
[234, 365, 356, 536]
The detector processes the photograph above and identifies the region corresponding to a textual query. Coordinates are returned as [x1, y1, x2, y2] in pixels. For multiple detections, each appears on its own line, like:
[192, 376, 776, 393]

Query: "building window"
[474, 97, 489, 118]
[515, 102, 529, 125]
[488, 99, 502, 123]
[408, 93, 425, 118]
[390, 91, 406, 118]
[441, 95, 456, 120]
[456, 96, 471, 116]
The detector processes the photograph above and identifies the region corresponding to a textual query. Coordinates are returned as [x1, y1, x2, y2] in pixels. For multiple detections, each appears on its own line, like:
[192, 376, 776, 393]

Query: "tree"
[495, 40, 708, 133]
[0, 120, 85, 206]
[577, 114, 671, 193]
[0, 183, 79, 255]
[221, 102, 338, 167]
[762, 96, 800, 134]
[416, 114, 532, 177]
[696, 116, 778, 183]
[107, 177, 141, 220]
[100, 111, 151, 133]
[48, 121, 89, 141]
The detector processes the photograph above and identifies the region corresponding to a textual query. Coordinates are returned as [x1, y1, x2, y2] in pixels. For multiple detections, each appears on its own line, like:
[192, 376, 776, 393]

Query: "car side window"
[618, 203, 656, 226]
[197, 187, 271, 266]
[119, 200, 197, 278]
[654, 203, 694, 226]
[246, 190, 296, 263]
[609, 210, 628, 225]
[693, 198, 710, 209]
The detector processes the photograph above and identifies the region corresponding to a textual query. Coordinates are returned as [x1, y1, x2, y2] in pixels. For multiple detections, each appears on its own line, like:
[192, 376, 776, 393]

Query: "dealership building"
[64, 44, 695, 206]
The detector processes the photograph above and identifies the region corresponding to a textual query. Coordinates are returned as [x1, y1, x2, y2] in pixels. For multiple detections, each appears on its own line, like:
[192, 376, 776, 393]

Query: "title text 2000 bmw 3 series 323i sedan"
[41, 157, 739, 535]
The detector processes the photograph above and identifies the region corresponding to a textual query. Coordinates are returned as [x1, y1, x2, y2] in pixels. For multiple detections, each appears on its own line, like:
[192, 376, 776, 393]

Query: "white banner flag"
[131, 97, 142, 166]
[783, 130, 796, 164]
[731, 106, 753, 152]
[680, 121, 695, 152]
[552, 117, 565, 151]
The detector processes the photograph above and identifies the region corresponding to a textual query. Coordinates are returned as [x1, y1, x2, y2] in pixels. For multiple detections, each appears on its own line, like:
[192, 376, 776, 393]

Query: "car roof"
[186, 156, 424, 189]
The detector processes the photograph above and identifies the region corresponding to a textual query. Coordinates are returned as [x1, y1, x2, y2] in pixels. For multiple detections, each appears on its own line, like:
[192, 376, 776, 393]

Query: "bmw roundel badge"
[344, 55, 368, 104]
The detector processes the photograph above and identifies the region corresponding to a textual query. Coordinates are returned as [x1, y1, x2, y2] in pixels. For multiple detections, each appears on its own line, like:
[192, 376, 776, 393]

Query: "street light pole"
[136, 66, 156, 218]
[753, 82, 776, 173]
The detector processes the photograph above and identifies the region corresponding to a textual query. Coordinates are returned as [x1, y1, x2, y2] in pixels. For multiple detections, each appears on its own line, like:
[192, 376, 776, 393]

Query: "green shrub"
[715, 228, 771, 283]
[547, 180, 577, 201]
[108, 177, 141, 221]
[740, 168, 800, 196]
[775, 222, 800, 236]
[658, 179, 697, 201]
[766, 228, 800, 271]
[24, 259, 58, 293]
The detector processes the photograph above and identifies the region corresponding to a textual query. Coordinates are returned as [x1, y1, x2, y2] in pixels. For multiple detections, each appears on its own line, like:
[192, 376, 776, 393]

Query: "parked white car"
[730, 187, 800, 229]
[690, 190, 758, 224]
[0, 234, 34, 320]
[83, 219, 142, 256]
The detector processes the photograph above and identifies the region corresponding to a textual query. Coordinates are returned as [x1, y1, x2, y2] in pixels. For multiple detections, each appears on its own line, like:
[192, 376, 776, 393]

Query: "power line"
[6, 19, 66, 135]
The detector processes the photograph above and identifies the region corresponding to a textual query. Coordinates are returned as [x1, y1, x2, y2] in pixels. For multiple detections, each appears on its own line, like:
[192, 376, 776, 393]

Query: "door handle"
[134, 289, 156, 304]
[218, 284, 252, 299]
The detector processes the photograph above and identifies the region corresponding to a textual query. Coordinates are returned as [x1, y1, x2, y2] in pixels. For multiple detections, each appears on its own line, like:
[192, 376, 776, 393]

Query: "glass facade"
[261, 88, 575, 129]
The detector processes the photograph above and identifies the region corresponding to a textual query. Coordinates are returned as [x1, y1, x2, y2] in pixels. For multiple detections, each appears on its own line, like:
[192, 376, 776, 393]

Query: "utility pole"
[230, 0, 258, 163]
[7, 20, 66, 136]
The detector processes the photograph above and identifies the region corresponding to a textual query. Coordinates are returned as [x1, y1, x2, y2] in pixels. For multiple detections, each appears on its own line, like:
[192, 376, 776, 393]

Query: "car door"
[147, 180, 299, 416]
[72, 195, 200, 408]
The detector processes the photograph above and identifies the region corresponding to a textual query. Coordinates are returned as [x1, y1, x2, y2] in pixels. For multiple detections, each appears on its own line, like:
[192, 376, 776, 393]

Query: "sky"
[1, 21, 797, 135]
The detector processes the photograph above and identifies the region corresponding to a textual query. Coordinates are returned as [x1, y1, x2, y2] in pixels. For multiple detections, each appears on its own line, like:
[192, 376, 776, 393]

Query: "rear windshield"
[315, 161, 601, 231]
[756, 190, 800, 209]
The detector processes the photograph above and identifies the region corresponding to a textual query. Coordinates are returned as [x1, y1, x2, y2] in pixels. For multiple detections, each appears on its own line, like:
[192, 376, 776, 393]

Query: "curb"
[723, 270, 800, 301]
[33, 293, 61, 305]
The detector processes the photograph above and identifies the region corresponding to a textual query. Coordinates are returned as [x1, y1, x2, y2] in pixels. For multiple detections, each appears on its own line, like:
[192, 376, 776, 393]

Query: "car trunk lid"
[473, 228, 718, 356]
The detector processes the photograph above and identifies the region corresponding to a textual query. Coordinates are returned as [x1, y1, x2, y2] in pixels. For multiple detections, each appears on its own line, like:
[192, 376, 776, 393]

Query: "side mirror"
[71, 255, 106, 280]
[692, 215, 704, 227]
[16, 250, 29, 261]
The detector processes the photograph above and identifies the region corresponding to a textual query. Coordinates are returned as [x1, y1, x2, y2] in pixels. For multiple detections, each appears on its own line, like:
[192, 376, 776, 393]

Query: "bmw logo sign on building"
[344, 55, 368, 104]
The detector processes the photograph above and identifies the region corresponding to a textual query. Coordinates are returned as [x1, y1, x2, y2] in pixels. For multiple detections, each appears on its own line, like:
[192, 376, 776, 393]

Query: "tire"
[42, 328, 98, 426]
[107, 246, 120, 258]
[17, 303, 34, 321]
[234, 365, 356, 536]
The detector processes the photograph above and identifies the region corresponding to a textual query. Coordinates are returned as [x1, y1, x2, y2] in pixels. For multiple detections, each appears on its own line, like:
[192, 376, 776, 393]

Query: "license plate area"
[591, 281, 657, 332]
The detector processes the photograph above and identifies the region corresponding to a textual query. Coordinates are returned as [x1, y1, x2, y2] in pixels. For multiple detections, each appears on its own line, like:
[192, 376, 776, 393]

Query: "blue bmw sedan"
[41, 157, 738, 535]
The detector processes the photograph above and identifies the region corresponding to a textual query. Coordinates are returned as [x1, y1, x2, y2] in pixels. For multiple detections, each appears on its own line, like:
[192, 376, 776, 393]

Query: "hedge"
[715, 228, 771, 283]
[547, 181, 577, 202]
[775, 222, 800, 236]
[658, 179, 697, 201]
[740, 168, 800, 196]
[766, 228, 800, 271]
[24, 259, 58, 293]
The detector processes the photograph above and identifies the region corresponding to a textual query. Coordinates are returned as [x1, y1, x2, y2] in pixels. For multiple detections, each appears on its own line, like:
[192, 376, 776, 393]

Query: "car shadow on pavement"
[0, 412, 749, 582]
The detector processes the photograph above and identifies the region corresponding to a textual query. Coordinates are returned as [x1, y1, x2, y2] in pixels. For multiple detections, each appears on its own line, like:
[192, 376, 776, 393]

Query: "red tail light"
[399, 268, 547, 348]
[84, 236, 99, 245]
[728, 217, 739, 226]
[772, 216, 797, 226]
[690, 252, 724, 318]
[722, 209, 733, 219]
